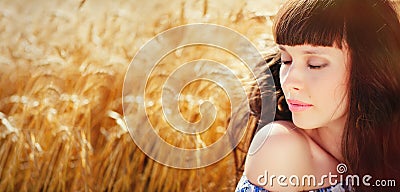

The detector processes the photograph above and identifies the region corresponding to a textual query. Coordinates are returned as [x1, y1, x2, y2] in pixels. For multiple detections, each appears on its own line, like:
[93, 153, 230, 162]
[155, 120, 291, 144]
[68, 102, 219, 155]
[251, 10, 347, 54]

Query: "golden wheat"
[0, 0, 282, 191]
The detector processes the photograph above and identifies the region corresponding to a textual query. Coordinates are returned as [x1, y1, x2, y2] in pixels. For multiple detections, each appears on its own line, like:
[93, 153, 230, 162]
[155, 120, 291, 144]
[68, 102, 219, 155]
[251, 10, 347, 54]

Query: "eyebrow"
[278, 45, 287, 51]
[278, 45, 326, 55]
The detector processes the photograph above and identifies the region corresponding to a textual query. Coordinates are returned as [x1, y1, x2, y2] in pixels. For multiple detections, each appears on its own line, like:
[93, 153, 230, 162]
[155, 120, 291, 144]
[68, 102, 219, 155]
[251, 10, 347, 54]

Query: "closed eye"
[281, 60, 292, 65]
[308, 64, 327, 69]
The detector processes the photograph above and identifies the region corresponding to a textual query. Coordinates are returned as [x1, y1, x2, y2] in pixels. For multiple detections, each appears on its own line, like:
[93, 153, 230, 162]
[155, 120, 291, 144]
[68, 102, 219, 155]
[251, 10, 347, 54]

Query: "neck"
[304, 117, 346, 162]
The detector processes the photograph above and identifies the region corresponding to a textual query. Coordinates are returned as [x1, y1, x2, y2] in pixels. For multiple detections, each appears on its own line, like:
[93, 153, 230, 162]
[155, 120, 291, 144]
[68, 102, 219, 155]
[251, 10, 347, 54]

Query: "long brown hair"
[233, 0, 400, 191]
[232, 52, 293, 182]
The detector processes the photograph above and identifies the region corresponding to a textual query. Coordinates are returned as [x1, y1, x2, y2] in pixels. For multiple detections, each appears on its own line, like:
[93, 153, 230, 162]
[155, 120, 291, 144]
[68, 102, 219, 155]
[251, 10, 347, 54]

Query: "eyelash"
[308, 64, 323, 69]
[281, 60, 326, 69]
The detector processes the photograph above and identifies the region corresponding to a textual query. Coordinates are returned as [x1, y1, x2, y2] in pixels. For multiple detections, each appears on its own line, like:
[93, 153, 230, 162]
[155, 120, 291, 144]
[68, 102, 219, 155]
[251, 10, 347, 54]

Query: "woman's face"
[279, 44, 350, 129]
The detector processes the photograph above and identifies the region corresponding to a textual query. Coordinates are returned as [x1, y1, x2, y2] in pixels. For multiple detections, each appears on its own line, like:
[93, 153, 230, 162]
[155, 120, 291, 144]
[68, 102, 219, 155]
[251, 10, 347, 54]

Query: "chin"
[292, 116, 320, 129]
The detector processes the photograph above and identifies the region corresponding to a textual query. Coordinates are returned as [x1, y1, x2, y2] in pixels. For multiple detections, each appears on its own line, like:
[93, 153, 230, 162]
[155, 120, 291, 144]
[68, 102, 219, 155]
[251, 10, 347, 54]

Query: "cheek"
[330, 69, 349, 105]
[313, 74, 348, 112]
[332, 82, 349, 112]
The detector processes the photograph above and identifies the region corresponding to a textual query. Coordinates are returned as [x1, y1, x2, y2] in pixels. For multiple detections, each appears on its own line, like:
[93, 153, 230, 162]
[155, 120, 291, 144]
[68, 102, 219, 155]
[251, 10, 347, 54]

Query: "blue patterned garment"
[235, 175, 351, 192]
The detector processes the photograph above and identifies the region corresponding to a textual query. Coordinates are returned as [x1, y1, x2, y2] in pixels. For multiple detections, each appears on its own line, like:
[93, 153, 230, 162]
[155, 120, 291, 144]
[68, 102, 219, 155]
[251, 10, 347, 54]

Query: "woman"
[234, 0, 400, 191]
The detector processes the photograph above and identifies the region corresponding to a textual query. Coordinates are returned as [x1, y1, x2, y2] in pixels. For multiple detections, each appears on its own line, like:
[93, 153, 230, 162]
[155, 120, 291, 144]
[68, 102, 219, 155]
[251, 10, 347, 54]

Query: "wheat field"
[0, 0, 283, 191]
[1, 0, 399, 191]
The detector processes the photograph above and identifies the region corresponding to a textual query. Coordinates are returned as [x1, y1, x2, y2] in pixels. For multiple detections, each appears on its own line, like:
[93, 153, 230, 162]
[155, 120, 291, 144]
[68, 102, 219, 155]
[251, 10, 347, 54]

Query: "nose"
[279, 62, 304, 92]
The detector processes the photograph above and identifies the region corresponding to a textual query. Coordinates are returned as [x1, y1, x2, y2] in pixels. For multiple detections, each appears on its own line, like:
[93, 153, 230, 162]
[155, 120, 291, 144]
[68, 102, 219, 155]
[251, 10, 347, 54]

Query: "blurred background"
[0, 0, 399, 191]
[0, 0, 282, 191]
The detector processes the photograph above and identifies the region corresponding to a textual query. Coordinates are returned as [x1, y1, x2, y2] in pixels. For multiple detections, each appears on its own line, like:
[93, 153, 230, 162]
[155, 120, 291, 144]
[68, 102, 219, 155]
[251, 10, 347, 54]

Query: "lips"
[287, 99, 313, 112]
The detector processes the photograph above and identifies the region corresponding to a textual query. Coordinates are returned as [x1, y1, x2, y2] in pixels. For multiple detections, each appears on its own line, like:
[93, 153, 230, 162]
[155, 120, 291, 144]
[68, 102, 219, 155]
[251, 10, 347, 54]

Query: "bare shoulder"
[244, 120, 313, 191]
